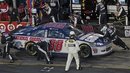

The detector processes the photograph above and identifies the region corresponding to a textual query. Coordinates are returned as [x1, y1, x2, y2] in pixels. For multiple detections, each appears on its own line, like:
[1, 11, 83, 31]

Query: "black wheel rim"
[26, 43, 37, 55]
[80, 45, 91, 58]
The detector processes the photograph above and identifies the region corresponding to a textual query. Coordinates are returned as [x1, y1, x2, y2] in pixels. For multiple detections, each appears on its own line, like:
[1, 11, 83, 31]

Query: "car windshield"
[30, 30, 45, 37]
[64, 25, 84, 36]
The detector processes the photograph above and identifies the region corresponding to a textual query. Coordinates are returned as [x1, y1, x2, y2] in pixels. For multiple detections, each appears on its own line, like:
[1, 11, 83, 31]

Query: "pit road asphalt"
[0, 38, 130, 70]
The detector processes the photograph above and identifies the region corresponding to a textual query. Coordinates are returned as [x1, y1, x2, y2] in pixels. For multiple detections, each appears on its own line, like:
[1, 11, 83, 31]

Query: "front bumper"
[92, 43, 113, 56]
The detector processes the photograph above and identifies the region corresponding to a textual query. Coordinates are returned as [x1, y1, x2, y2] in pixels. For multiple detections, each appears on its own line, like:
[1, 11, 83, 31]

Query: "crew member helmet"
[97, 0, 102, 3]
[0, 0, 4, 2]
[69, 31, 76, 39]
[69, 31, 75, 35]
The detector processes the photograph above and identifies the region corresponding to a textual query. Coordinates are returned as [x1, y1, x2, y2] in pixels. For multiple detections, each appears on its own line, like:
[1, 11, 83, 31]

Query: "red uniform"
[0, 2, 9, 21]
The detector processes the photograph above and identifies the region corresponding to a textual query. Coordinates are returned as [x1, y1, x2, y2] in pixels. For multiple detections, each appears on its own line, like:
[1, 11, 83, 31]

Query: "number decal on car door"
[49, 39, 63, 52]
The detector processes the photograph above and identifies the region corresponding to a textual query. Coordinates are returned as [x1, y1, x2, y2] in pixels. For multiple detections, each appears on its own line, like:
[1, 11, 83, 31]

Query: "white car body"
[12, 23, 112, 57]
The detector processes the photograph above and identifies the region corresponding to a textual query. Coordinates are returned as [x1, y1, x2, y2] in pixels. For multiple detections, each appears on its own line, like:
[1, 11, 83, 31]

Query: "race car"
[11, 22, 112, 58]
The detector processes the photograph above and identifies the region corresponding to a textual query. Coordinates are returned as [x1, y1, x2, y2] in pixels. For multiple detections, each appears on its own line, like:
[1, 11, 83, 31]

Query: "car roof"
[12, 22, 70, 35]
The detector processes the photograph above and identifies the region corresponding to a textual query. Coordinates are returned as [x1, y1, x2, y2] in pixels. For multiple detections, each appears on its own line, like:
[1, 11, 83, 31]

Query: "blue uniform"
[101, 25, 129, 50]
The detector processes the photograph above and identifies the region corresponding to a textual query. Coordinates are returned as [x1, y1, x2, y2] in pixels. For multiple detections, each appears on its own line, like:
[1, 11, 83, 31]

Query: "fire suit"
[69, 13, 84, 27]
[65, 39, 80, 71]
[96, 1, 107, 26]
[2, 34, 15, 63]
[115, 4, 128, 25]
[0, 1, 9, 21]
[101, 24, 129, 50]
[31, 8, 37, 26]
[42, 3, 56, 23]
[33, 41, 51, 64]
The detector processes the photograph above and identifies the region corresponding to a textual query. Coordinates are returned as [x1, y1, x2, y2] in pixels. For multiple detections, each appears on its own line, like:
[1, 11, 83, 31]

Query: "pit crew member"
[114, 2, 128, 25]
[65, 31, 81, 72]
[2, 33, 15, 63]
[96, 0, 107, 26]
[101, 23, 129, 50]
[33, 40, 52, 64]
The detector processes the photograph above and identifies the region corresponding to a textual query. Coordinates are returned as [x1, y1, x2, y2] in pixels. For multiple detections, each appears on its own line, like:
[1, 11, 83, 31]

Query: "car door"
[28, 29, 46, 42]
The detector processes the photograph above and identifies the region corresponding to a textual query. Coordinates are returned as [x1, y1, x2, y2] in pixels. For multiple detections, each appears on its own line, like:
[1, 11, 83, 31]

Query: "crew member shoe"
[126, 47, 130, 50]
[46, 61, 53, 64]
[77, 67, 82, 70]
[123, 48, 126, 50]
[10, 60, 14, 63]
[124, 46, 130, 50]
[65, 70, 69, 72]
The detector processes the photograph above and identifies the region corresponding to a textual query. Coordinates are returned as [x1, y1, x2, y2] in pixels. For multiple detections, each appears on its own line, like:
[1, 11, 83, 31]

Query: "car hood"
[79, 33, 103, 42]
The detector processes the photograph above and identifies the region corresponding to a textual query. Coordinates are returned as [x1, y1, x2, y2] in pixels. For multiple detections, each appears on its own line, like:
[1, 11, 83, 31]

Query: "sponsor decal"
[16, 24, 23, 28]
[30, 37, 41, 41]
[0, 21, 27, 32]
[0, 23, 6, 32]
[7, 24, 15, 31]
[15, 36, 42, 42]
[15, 36, 28, 40]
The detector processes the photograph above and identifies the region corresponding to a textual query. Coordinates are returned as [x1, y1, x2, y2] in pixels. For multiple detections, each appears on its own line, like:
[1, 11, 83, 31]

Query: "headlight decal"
[93, 48, 98, 53]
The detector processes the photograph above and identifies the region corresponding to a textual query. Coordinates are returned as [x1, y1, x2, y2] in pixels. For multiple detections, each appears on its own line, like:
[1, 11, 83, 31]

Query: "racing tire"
[25, 41, 37, 56]
[79, 44, 92, 58]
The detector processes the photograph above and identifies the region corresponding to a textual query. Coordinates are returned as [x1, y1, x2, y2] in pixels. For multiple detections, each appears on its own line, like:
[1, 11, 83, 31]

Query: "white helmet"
[69, 31, 75, 35]
[97, 0, 102, 3]
[0, 0, 4, 2]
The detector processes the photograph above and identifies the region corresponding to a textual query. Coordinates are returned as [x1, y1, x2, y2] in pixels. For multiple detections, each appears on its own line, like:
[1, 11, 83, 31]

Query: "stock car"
[11, 22, 112, 58]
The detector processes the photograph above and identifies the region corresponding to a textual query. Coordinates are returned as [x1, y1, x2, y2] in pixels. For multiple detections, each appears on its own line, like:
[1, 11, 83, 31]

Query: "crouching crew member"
[65, 31, 81, 72]
[33, 41, 52, 64]
[2, 33, 15, 63]
[101, 23, 129, 50]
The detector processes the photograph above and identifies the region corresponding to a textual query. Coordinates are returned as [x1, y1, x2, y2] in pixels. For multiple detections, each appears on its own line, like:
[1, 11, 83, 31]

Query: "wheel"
[79, 44, 92, 58]
[25, 41, 37, 56]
